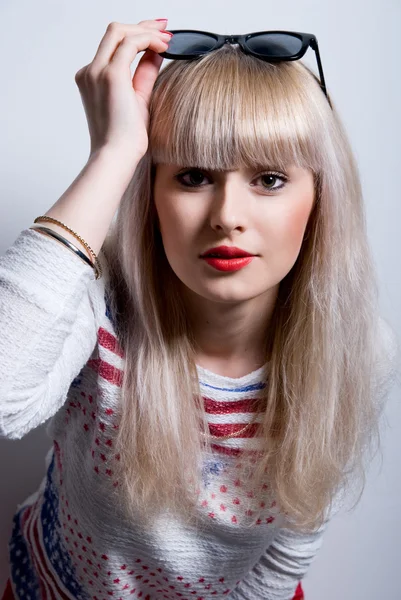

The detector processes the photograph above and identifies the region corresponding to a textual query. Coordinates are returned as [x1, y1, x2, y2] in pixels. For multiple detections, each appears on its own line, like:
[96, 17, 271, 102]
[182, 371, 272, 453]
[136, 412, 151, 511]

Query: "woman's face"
[153, 163, 315, 306]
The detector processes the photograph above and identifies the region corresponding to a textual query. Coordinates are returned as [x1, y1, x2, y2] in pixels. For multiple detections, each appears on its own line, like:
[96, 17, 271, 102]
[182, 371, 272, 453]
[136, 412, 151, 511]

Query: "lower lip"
[201, 256, 255, 272]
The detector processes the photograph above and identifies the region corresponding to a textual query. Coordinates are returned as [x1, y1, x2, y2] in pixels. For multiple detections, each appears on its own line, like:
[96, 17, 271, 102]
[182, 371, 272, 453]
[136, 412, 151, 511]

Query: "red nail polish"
[155, 18, 168, 21]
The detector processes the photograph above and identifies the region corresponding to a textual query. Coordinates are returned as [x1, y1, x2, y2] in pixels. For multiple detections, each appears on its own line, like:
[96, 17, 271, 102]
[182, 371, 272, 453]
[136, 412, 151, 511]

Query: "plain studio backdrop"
[0, 0, 400, 598]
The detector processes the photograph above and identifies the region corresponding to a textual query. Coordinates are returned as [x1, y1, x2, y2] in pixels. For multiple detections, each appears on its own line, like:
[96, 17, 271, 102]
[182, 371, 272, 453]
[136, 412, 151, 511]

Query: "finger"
[132, 48, 164, 103]
[138, 18, 169, 30]
[92, 21, 168, 67]
[108, 32, 170, 68]
[94, 31, 169, 76]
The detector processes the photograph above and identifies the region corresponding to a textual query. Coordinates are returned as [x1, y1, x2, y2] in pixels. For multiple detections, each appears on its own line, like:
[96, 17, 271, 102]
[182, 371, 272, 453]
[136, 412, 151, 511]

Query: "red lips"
[200, 245, 255, 258]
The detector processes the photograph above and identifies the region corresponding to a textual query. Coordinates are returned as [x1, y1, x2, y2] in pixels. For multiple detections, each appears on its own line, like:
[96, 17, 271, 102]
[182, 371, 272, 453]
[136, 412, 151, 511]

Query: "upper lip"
[200, 245, 257, 258]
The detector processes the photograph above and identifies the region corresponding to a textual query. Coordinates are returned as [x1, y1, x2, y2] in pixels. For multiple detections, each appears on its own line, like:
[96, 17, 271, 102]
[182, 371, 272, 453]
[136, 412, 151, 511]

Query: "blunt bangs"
[148, 44, 330, 175]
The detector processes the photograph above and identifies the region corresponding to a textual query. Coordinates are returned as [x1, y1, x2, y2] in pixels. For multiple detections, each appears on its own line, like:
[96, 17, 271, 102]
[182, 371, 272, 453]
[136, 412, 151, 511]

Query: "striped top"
[197, 361, 268, 456]
[0, 228, 369, 600]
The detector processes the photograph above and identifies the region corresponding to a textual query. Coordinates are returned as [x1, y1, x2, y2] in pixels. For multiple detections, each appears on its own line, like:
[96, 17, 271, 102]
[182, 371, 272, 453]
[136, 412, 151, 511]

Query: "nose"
[209, 181, 247, 234]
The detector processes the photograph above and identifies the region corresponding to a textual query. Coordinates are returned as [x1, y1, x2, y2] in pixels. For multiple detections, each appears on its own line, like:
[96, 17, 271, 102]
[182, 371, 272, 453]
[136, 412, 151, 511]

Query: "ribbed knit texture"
[0, 228, 397, 600]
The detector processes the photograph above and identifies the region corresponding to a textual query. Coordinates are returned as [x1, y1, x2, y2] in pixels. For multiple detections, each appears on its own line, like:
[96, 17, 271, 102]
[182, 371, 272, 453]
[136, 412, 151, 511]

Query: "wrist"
[90, 145, 144, 174]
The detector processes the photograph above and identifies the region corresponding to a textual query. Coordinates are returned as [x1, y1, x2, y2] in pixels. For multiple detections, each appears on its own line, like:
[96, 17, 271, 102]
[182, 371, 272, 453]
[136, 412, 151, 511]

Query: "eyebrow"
[175, 165, 289, 173]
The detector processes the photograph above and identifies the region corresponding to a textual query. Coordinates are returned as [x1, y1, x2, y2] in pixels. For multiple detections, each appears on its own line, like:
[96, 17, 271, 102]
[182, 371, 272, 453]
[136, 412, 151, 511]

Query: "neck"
[182, 284, 278, 373]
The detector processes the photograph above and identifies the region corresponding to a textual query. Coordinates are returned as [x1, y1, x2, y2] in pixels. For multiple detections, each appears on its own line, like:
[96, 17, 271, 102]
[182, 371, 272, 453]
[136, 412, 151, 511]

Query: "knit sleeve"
[228, 490, 344, 600]
[227, 525, 325, 599]
[0, 227, 102, 440]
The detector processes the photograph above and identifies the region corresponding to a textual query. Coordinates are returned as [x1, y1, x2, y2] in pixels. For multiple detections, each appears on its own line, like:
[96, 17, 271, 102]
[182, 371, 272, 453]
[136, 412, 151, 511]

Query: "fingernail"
[155, 18, 168, 22]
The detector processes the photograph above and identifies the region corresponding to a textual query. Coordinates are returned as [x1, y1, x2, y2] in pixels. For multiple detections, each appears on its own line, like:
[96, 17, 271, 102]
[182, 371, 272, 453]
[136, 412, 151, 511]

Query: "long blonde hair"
[101, 44, 399, 532]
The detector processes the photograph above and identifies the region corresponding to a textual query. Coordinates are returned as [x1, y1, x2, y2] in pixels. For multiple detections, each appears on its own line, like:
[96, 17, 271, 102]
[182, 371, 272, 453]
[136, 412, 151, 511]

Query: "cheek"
[268, 196, 314, 258]
[288, 203, 313, 242]
[154, 195, 196, 260]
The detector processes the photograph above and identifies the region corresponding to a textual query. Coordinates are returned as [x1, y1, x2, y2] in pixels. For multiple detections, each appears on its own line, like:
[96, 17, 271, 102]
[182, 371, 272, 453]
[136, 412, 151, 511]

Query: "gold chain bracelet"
[33, 216, 102, 279]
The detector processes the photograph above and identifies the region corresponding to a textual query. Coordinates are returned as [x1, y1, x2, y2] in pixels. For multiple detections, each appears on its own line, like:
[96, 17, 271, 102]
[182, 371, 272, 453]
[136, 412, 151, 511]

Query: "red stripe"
[209, 442, 262, 458]
[28, 508, 55, 599]
[211, 443, 243, 457]
[203, 396, 262, 414]
[21, 504, 51, 598]
[24, 503, 73, 600]
[208, 421, 259, 438]
[293, 582, 305, 599]
[1, 580, 15, 600]
[87, 358, 123, 386]
[32, 514, 73, 599]
[97, 327, 124, 357]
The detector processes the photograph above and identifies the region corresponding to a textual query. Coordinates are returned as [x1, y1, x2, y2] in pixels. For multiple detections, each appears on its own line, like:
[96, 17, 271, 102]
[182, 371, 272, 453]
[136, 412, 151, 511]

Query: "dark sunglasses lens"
[246, 33, 303, 57]
[165, 32, 218, 55]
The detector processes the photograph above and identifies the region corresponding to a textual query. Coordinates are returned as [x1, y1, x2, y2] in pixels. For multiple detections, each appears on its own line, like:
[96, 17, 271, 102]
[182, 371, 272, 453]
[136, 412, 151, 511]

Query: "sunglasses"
[159, 29, 332, 109]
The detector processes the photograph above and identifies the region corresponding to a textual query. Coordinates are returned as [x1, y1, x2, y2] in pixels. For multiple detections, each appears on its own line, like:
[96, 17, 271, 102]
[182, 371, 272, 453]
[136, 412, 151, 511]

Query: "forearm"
[33, 147, 139, 259]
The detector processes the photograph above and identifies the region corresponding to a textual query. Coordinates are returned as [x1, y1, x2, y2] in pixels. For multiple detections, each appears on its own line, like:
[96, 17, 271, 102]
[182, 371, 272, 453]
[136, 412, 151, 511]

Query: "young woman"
[0, 18, 398, 600]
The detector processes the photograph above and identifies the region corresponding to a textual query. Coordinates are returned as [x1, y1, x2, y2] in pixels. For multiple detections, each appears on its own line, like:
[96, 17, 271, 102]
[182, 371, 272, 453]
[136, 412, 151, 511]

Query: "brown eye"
[175, 169, 209, 187]
[261, 175, 278, 188]
[256, 171, 288, 192]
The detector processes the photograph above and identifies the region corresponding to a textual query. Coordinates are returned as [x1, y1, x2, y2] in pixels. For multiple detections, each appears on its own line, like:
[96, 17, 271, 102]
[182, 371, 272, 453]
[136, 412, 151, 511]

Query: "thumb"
[132, 48, 164, 104]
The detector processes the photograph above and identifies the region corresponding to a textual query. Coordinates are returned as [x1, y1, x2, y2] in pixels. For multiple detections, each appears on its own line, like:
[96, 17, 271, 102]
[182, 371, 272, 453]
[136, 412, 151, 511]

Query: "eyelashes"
[173, 168, 289, 193]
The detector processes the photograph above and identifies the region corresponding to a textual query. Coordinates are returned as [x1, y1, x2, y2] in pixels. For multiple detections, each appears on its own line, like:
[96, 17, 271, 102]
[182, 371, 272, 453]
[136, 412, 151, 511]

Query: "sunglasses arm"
[310, 39, 332, 109]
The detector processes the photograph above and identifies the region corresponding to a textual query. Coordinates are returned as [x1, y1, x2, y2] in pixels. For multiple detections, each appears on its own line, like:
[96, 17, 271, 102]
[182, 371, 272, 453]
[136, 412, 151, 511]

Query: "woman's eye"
[174, 169, 209, 187]
[257, 173, 288, 192]
[174, 169, 288, 191]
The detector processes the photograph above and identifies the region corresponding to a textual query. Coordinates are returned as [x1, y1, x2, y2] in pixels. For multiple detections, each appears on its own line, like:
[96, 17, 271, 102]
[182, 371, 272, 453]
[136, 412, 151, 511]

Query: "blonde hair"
[101, 44, 400, 532]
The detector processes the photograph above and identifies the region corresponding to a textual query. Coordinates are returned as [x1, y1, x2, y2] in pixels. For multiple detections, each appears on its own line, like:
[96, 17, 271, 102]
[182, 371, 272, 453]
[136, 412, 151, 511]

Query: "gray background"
[0, 0, 400, 598]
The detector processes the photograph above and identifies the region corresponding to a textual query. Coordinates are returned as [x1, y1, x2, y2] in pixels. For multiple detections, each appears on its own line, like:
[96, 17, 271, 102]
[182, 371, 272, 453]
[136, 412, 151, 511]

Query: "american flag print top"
[1, 228, 339, 600]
